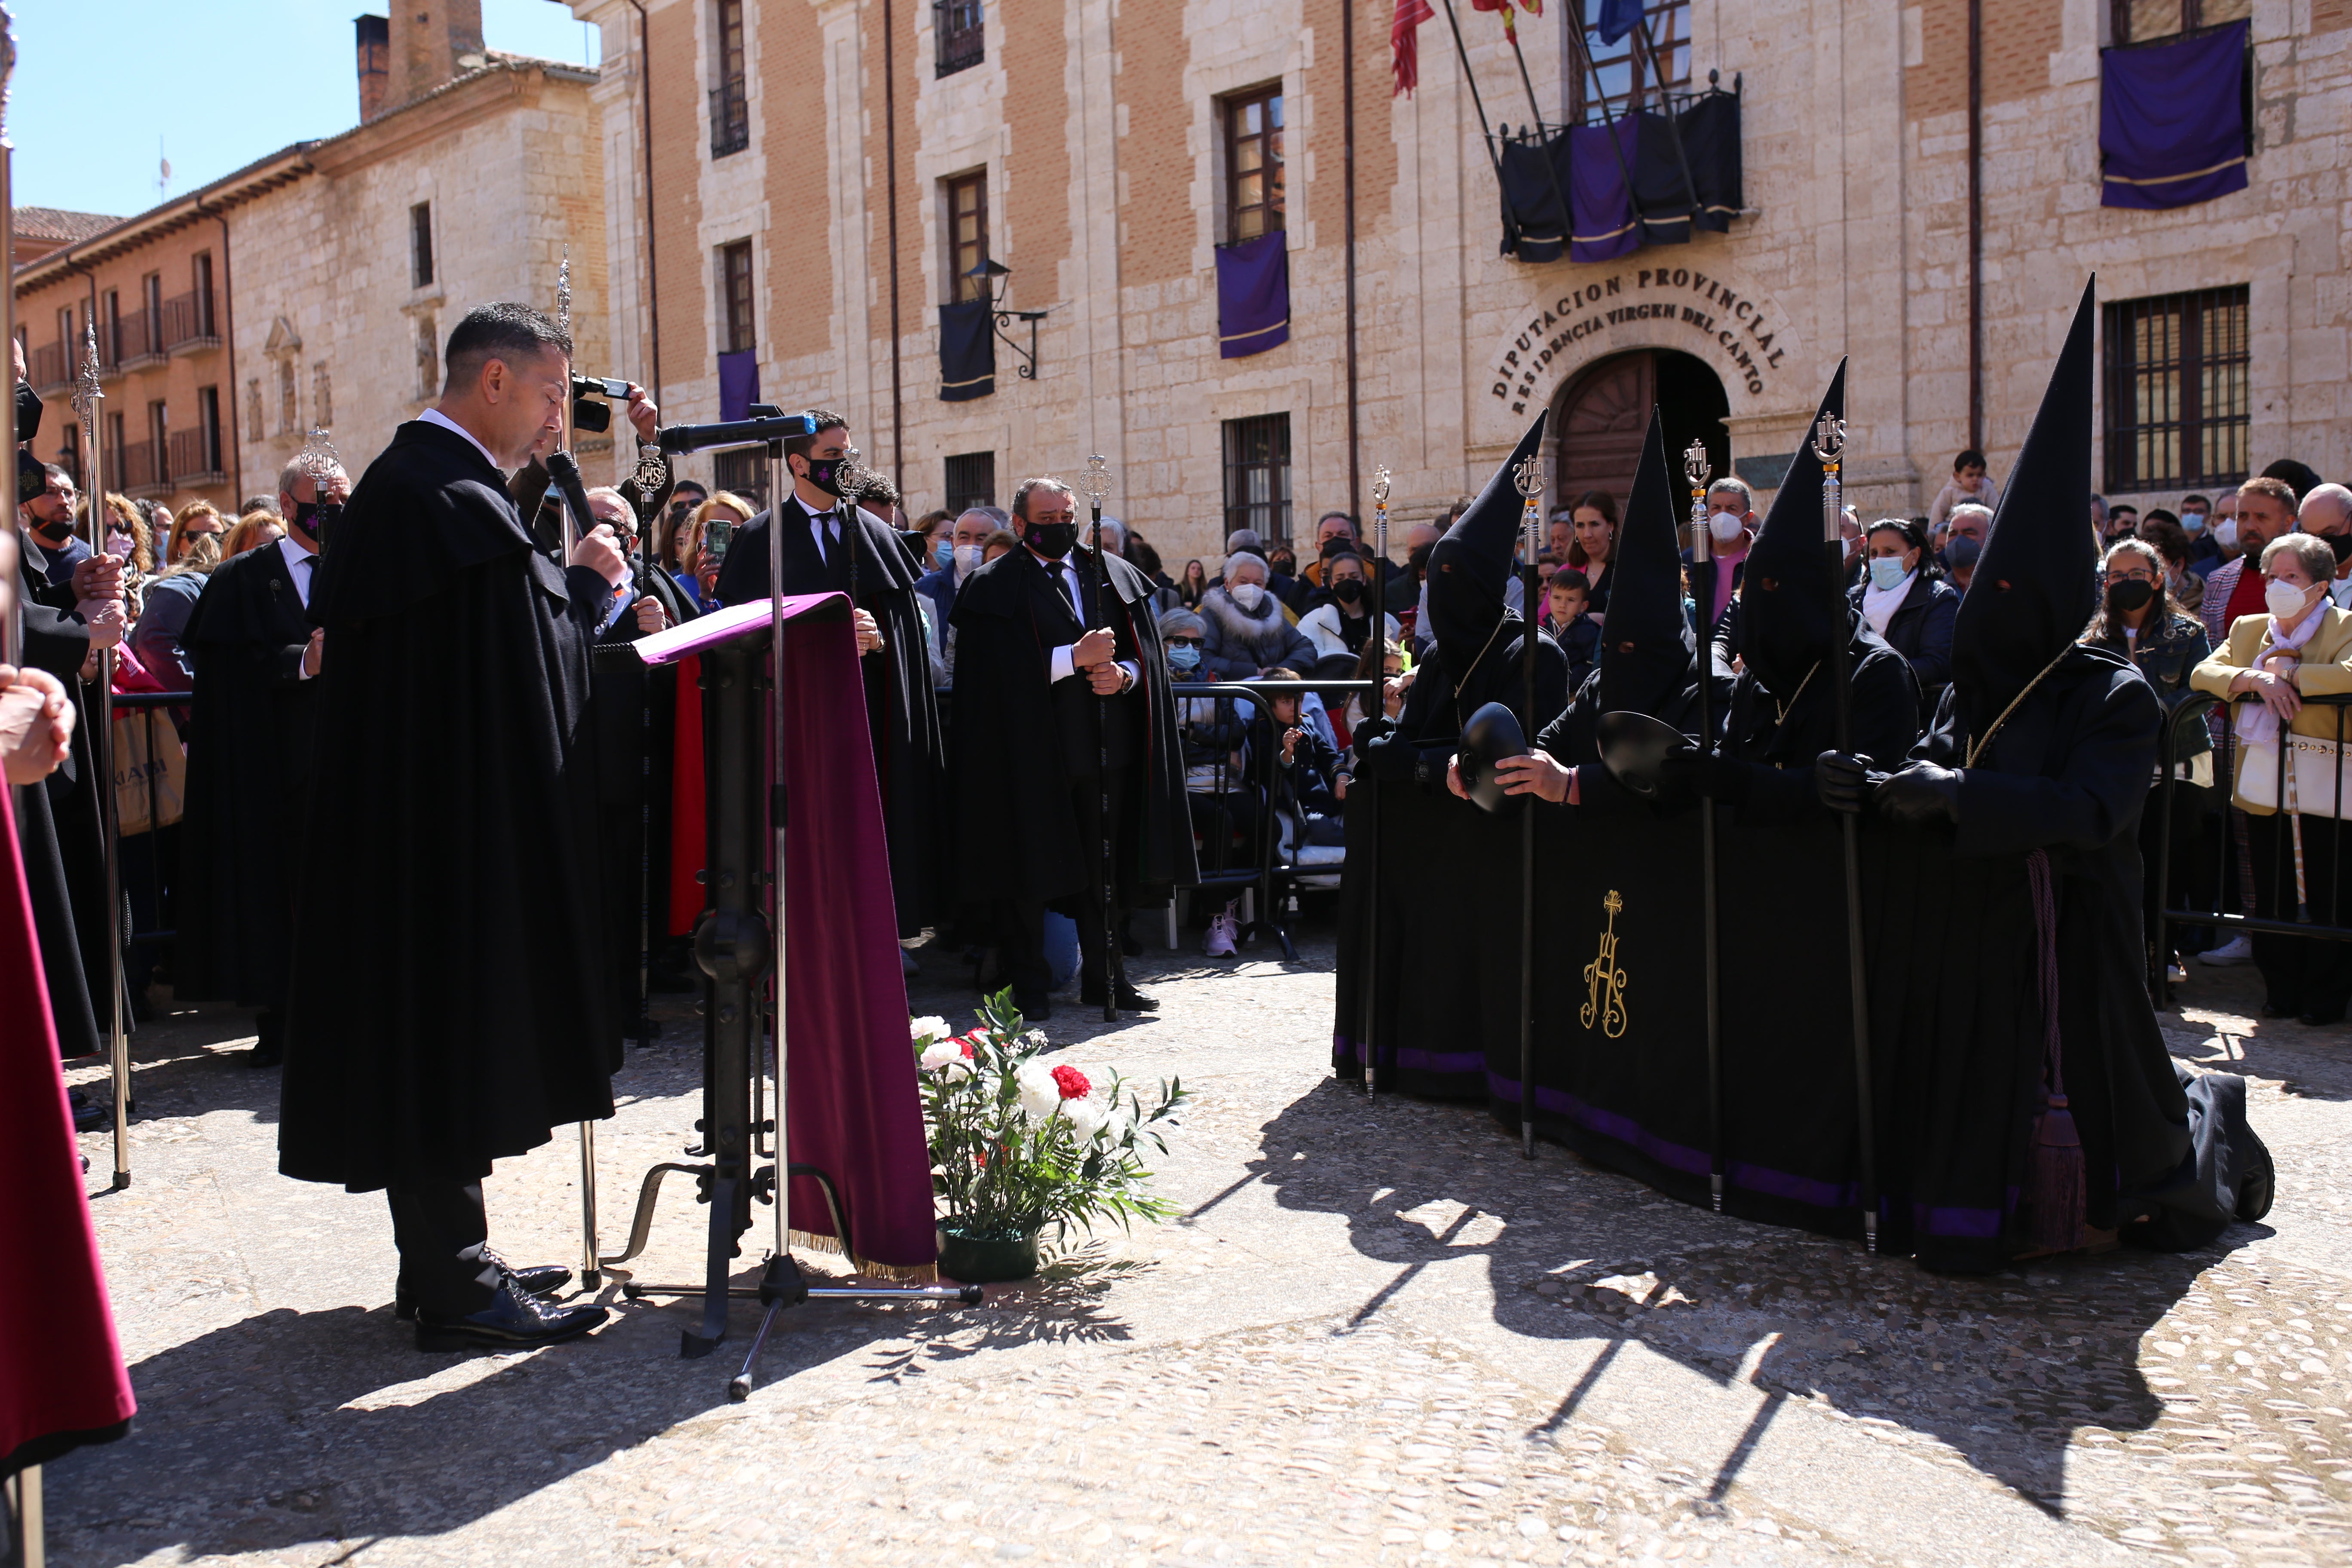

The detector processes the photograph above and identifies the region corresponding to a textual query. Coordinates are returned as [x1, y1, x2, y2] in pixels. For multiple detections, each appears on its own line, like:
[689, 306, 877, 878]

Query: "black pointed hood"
[1426, 410, 1547, 683]
[1596, 408, 1696, 717]
[1949, 278, 2098, 738]
[1737, 359, 1847, 697]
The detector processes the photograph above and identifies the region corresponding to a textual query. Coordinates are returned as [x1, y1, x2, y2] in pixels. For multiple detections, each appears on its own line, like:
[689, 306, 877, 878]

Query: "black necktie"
[812, 512, 837, 561]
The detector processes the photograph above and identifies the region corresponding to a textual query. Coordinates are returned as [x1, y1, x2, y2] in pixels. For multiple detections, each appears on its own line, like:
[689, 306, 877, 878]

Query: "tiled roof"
[14, 207, 122, 243]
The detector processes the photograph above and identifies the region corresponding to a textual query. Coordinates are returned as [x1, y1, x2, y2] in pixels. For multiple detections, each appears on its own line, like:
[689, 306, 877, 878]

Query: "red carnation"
[1050, 1063, 1093, 1100]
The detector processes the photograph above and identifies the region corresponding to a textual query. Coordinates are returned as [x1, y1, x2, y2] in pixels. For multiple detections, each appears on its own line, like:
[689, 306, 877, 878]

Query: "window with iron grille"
[411, 202, 435, 288]
[1223, 86, 1284, 245]
[944, 451, 995, 513]
[720, 240, 756, 355]
[102, 291, 122, 366]
[2101, 285, 2250, 493]
[197, 386, 223, 473]
[147, 401, 168, 464]
[142, 273, 163, 354]
[1222, 413, 1292, 543]
[2112, 0, 2249, 42]
[711, 0, 750, 157]
[106, 411, 126, 493]
[936, 0, 983, 77]
[193, 253, 216, 337]
[945, 171, 989, 302]
[1568, 0, 1692, 125]
[714, 449, 766, 501]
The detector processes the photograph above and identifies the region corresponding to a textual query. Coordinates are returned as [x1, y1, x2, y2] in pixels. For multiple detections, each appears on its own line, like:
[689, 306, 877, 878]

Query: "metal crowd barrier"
[1168, 678, 1377, 963]
[107, 690, 193, 956]
[2150, 688, 2352, 1008]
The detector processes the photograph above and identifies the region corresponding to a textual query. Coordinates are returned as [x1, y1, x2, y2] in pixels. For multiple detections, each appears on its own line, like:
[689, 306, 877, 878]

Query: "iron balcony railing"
[161, 289, 219, 353]
[935, 0, 983, 76]
[710, 78, 749, 158]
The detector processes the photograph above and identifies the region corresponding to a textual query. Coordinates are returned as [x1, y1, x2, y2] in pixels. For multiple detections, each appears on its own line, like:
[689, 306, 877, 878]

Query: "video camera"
[570, 374, 634, 435]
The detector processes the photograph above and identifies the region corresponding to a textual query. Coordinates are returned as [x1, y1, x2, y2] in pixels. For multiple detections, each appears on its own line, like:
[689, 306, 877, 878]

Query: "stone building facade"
[13, 4, 609, 519]
[564, 0, 2349, 569]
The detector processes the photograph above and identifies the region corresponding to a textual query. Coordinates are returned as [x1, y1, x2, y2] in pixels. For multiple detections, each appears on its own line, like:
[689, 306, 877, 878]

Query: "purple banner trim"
[1332, 1032, 1364, 1068]
[717, 349, 760, 422]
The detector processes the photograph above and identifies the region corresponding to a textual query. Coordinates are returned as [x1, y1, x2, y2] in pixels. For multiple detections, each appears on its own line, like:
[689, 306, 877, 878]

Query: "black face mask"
[1407, 543, 1433, 574]
[1024, 521, 1077, 560]
[2105, 578, 2156, 616]
[2329, 532, 2352, 565]
[1332, 577, 1364, 605]
[798, 456, 845, 499]
[15, 380, 43, 444]
[292, 499, 342, 545]
[1320, 536, 1354, 560]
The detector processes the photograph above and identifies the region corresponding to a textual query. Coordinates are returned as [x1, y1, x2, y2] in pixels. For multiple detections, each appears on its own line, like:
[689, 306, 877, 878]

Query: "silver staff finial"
[71, 317, 102, 423]
[1810, 412, 1846, 467]
[1372, 465, 1392, 506]
[1077, 454, 1111, 501]
[294, 426, 341, 487]
[1511, 453, 1545, 500]
[556, 248, 573, 342]
[1683, 438, 1711, 493]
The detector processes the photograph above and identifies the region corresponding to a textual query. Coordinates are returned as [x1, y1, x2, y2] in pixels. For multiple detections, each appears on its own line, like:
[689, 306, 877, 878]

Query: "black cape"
[716, 496, 945, 937]
[1715, 620, 1920, 825]
[589, 558, 696, 1028]
[278, 419, 622, 1192]
[173, 541, 322, 1010]
[11, 557, 106, 1059]
[1867, 647, 2193, 1267]
[947, 544, 1198, 905]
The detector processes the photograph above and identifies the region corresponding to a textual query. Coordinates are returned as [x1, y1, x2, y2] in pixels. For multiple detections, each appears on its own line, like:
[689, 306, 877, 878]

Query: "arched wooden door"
[1552, 350, 1730, 519]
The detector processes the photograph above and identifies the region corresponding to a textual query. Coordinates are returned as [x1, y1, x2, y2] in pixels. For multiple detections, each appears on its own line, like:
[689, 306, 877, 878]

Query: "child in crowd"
[1927, 448, 1999, 534]
[1543, 569, 1601, 693]
[1253, 668, 1346, 847]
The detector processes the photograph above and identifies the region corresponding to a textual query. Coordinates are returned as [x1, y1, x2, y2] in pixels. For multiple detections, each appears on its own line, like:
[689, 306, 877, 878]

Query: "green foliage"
[911, 989, 1188, 1243]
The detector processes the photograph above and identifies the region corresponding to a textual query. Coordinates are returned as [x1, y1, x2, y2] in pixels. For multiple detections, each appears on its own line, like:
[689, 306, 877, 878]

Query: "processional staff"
[1511, 447, 1544, 1161]
[1076, 455, 1120, 1023]
[1360, 465, 1392, 1096]
[1813, 410, 1879, 1254]
[71, 317, 130, 1192]
[1683, 437, 1726, 1212]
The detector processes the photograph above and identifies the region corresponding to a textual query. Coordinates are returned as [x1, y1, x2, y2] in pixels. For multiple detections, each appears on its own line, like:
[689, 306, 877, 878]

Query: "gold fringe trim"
[787, 1227, 940, 1283]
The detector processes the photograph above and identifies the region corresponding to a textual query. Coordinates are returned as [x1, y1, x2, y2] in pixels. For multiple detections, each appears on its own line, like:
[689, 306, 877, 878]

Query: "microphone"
[653, 412, 817, 455]
[543, 449, 599, 547]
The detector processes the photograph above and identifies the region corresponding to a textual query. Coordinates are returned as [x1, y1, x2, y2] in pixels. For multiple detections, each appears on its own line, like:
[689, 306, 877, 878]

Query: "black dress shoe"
[67, 1087, 108, 1133]
[413, 1278, 608, 1352]
[2260, 996, 2302, 1019]
[2299, 1006, 2347, 1027]
[1081, 985, 1159, 1012]
[395, 1258, 573, 1321]
[1013, 992, 1051, 1023]
[242, 1038, 284, 1069]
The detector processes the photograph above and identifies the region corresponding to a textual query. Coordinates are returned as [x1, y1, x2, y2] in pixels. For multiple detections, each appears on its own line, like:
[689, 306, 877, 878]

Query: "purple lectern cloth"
[637, 594, 937, 1276]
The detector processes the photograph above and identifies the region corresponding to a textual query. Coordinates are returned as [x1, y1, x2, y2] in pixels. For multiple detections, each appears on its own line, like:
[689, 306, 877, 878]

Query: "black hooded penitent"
[1715, 361, 1921, 823]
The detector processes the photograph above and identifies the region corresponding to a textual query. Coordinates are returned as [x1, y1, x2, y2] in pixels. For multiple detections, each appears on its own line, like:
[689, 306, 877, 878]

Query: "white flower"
[1015, 1061, 1064, 1121]
[918, 1042, 963, 1072]
[1101, 1108, 1135, 1146]
[1022, 1029, 1049, 1050]
[910, 1015, 952, 1043]
[1062, 1096, 1109, 1142]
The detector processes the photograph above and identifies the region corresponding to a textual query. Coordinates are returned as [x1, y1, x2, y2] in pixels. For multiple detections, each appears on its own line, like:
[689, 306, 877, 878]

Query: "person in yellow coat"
[2191, 532, 2352, 1024]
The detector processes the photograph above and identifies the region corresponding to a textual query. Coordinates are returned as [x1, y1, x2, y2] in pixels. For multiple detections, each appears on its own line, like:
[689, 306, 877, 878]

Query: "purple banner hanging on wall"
[2099, 20, 2250, 211]
[1568, 118, 1643, 265]
[717, 349, 760, 421]
[1216, 230, 1291, 359]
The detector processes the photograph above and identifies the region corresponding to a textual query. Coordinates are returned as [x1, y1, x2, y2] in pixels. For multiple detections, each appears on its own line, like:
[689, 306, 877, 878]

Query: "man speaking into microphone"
[277, 303, 629, 1353]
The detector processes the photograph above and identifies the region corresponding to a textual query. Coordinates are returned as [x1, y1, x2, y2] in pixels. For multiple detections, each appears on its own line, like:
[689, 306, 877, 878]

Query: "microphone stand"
[1510, 451, 1544, 1161]
[544, 446, 604, 1286]
[1813, 412, 1877, 1256]
[1077, 456, 1119, 1022]
[1684, 441, 1724, 1213]
[71, 322, 129, 1190]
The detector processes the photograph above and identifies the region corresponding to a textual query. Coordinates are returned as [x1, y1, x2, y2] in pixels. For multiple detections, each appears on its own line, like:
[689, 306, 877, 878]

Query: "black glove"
[1874, 762, 1963, 827]
[1656, 749, 1749, 804]
[1814, 750, 1885, 815]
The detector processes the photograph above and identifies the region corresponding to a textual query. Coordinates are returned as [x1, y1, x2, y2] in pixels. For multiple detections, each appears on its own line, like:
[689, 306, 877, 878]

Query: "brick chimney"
[355, 15, 390, 123]
[386, 0, 486, 112]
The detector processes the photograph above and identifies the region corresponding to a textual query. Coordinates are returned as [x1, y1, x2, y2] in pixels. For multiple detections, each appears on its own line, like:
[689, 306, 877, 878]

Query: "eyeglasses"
[185, 526, 225, 541]
[1165, 637, 1204, 648]
[2105, 567, 2156, 583]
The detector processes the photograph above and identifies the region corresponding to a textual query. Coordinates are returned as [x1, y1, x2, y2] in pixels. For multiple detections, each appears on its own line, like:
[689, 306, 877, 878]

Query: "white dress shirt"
[278, 535, 322, 680]
[1034, 548, 1141, 689]
[418, 407, 501, 472]
[801, 494, 843, 565]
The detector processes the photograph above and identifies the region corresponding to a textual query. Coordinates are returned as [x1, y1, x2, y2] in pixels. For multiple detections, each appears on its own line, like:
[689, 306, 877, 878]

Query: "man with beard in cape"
[714, 410, 946, 941]
[1449, 411, 1716, 810]
[1823, 279, 2272, 1267]
[948, 475, 1196, 1018]
[1674, 364, 1921, 823]
[278, 304, 625, 1351]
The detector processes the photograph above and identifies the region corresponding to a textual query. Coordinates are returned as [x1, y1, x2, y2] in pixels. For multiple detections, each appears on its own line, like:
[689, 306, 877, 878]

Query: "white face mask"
[2266, 578, 2316, 620]
[2214, 518, 2239, 548]
[953, 543, 985, 576]
[1228, 581, 1266, 612]
[1708, 508, 1746, 542]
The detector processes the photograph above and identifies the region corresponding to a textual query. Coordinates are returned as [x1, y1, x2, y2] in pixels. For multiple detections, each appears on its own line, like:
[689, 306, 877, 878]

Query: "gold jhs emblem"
[1580, 890, 1629, 1038]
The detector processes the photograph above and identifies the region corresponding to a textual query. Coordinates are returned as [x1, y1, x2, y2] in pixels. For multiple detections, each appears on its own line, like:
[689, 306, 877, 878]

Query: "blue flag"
[1595, 0, 1643, 44]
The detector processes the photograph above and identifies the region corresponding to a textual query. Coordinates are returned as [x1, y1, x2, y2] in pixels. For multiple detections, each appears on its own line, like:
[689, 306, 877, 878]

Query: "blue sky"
[12, 1, 599, 222]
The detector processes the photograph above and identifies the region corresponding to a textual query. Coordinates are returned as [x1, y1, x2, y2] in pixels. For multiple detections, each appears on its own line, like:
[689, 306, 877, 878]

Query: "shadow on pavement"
[1250, 1073, 2254, 1514]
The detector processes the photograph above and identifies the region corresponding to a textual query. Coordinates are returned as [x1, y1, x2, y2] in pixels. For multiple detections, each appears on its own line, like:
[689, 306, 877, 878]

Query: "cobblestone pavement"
[42, 914, 2352, 1567]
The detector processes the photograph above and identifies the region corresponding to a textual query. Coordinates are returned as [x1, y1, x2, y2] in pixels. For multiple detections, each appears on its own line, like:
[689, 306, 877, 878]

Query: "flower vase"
[937, 1223, 1042, 1283]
